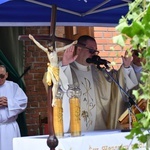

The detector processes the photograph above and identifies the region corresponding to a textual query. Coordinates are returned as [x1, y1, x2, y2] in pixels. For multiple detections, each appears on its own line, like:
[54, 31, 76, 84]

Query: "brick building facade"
[23, 26, 127, 135]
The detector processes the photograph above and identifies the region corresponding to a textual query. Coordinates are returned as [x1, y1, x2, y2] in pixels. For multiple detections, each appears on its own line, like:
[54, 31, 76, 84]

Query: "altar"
[13, 130, 146, 150]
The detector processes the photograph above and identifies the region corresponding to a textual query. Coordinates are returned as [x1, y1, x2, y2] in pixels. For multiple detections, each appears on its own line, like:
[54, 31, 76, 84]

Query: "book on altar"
[118, 99, 147, 128]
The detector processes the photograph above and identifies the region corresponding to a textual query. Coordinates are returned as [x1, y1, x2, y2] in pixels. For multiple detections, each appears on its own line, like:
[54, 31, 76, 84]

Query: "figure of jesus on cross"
[29, 34, 76, 106]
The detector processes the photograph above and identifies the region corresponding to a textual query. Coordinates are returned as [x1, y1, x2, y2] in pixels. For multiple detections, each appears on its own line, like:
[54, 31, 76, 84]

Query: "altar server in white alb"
[0, 65, 28, 150]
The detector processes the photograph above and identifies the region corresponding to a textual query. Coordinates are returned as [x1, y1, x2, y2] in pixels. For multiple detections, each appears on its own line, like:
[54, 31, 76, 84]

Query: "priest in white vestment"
[59, 35, 138, 132]
[0, 65, 28, 150]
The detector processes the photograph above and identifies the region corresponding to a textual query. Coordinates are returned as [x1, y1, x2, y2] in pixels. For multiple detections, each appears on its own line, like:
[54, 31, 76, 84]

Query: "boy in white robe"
[0, 65, 28, 150]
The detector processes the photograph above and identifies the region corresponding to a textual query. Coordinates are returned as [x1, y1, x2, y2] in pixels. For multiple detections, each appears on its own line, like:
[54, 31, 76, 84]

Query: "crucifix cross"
[18, 5, 71, 150]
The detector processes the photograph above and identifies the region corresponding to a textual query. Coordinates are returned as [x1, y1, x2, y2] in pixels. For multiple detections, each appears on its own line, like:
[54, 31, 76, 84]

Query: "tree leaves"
[122, 21, 144, 38]
[113, 34, 126, 47]
[113, 1, 150, 149]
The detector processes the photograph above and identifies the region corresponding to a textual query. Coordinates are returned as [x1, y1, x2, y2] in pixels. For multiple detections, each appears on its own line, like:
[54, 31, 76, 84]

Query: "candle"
[67, 84, 82, 136]
[70, 97, 81, 136]
[53, 98, 64, 137]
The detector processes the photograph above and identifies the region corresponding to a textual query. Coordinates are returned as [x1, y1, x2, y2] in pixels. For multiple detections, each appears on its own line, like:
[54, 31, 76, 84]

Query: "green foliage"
[114, 0, 150, 149]
[122, 21, 145, 38]
[113, 34, 126, 47]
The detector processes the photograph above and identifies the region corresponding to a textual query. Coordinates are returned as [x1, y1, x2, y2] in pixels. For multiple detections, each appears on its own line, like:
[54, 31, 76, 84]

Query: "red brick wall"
[94, 27, 127, 69]
[23, 26, 128, 135]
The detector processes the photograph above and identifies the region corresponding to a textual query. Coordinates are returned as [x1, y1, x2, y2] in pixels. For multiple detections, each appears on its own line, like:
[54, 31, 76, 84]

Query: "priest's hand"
[62, 45, 78, 66]
[121, 50, 133, 68]
[0, 96, 8, 107]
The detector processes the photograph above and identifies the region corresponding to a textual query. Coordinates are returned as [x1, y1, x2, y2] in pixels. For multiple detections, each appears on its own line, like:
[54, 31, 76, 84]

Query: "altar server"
[0, 65, 28, 150]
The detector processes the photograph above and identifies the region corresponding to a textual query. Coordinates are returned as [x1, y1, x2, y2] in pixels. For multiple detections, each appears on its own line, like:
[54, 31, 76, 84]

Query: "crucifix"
[18, 5, 75, 150]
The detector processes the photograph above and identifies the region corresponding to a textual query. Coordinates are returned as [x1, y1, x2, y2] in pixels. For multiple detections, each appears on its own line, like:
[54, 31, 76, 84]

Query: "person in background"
[123, 49, 144, 94]
[0, 65, 28, 150]
[128, 49, 145, 102]
[131, 49, 143, 83]
[59, 35, 139, 132]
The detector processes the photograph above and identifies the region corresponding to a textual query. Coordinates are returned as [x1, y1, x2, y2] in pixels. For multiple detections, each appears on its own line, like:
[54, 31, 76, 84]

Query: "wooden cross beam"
[18, 5, 74, 45]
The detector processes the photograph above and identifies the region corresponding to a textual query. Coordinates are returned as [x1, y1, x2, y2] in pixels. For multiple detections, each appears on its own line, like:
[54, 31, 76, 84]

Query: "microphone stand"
[96, 64, 143, 131]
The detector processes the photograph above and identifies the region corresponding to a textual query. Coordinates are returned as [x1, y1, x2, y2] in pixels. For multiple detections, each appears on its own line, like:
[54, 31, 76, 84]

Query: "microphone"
[86, 55, 110, 69]
[86, 55, 113, 82]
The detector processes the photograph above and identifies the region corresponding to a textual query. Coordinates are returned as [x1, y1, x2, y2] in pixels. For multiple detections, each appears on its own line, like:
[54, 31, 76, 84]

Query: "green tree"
[113, 0, 150, 149]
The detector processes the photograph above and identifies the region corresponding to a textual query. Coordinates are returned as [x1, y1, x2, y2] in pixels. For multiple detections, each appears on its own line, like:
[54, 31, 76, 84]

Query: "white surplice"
[0, 80, 28, 150]
[59, 62, 138, 133]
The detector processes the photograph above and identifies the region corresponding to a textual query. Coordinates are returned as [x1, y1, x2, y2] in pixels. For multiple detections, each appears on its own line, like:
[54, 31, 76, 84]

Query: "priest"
[59, 35, 138, 132]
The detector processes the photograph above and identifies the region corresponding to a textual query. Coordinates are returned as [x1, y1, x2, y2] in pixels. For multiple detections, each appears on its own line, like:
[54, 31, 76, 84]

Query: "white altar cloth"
[13, 130, 146, 150]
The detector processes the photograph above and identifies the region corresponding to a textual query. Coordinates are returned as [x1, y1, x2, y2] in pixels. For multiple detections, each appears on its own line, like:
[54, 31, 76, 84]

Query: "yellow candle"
[53, 98, 64, 137]
[70, 97, 81, 136]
